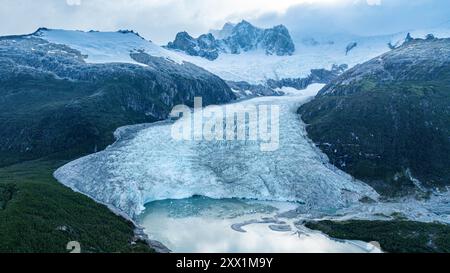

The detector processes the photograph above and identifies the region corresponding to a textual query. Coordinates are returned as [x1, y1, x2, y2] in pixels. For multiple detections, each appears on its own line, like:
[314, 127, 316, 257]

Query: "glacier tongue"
[54, 84, 378, 219]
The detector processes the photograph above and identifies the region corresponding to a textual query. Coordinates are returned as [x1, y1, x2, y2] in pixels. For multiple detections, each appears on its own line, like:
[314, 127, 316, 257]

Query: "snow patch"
[34, 29, 185, 65]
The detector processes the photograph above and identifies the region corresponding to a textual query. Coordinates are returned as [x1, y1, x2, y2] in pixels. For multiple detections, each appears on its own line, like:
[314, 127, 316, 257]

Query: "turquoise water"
[138, 196, 382, 253]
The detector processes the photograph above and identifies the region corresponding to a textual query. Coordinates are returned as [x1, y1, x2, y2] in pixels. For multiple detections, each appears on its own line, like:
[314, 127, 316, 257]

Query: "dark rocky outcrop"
[166, 20, 295, 60]
[299, 38, 450, 196]
[166, 32, 219, 60]
[226, 64, 348, 99]
[345, 42, 358, 55]
[267, 64, 348, 90]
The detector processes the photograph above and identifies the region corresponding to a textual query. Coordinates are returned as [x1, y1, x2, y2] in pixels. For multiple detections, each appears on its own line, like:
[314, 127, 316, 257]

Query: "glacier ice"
[54, 84, 379, 219]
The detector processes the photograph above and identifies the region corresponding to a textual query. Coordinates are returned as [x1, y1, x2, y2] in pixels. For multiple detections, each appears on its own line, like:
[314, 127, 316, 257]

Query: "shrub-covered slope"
[299, 38, 450, 195]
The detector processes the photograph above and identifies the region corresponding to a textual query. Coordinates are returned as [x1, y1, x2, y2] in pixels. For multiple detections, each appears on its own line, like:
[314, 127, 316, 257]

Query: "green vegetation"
[0, 184, 17, 210]
[300, 78, 450, 196]
[0, 159, 153, 253]
[299, 36, 450, 196]
[0, 37, 234, 167]
[0, 75, 161, 167]
[305, 220, 450, 253]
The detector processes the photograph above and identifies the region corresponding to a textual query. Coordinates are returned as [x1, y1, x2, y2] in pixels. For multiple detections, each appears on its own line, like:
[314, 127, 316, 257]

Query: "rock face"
[166, 32, 219, 61]
[345, 42, 358, 55]
[0, 34, 235, 166]
[166, 20, 295, 60]
[299, 38, 450, 196]
[267, 64, 348, 90]
[225, 64, 348, 99]
[210, 22, 235, 39]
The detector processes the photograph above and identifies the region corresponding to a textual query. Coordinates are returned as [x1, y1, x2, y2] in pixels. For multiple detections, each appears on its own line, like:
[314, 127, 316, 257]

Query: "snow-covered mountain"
[33, 28, 185, 65]
[167, 23, 450, 85]
[28, 24, 450, 87]
[166, 20, 295, 61]
[166, 32, 220, 61]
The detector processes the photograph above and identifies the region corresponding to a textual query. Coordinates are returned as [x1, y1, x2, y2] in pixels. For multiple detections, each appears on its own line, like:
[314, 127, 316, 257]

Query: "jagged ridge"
[166, 20, 295, 60]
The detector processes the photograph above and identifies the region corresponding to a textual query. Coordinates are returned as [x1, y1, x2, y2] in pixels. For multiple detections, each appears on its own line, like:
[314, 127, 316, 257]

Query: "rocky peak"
[166, 31, 219, 60]
[166, 20, 295, 60]
[405, 32, 414, 43]
[171, 31, 195, 45]
[261, 25, 295, 56]
[211, 22, 235, 39]
[232, 20, 258, 34]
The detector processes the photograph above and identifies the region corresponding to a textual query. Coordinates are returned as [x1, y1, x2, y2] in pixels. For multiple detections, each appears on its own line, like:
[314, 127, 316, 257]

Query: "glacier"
[54, 84, 379, 219]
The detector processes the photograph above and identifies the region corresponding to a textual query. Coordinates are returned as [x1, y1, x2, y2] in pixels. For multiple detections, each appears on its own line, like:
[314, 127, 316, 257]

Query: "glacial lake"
[138, 196, 382, 253]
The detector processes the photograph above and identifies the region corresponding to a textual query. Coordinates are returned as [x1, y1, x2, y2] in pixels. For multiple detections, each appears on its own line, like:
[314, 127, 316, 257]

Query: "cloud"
[66, 0, 81, 6]
[253, 0, 450, 39]
[0, 0, 448, 44]
[2, 0, 304, 43]
[366, 0, 381, 5]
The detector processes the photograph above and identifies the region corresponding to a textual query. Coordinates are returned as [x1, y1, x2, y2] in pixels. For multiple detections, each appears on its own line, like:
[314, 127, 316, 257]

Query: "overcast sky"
[1, 0, 449, 44]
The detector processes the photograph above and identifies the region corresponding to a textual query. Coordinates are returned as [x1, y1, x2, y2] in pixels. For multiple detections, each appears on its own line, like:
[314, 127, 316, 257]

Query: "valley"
[55, 83, 450, 253]
[1, 19, 450, 253]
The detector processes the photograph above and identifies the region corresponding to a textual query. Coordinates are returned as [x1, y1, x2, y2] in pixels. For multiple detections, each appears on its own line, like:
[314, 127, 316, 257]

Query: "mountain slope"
[35, 28, 185, 65]
[299, 38, 450, 195]
[0, 159, 154, 253]
[0, 30, 235, 166]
